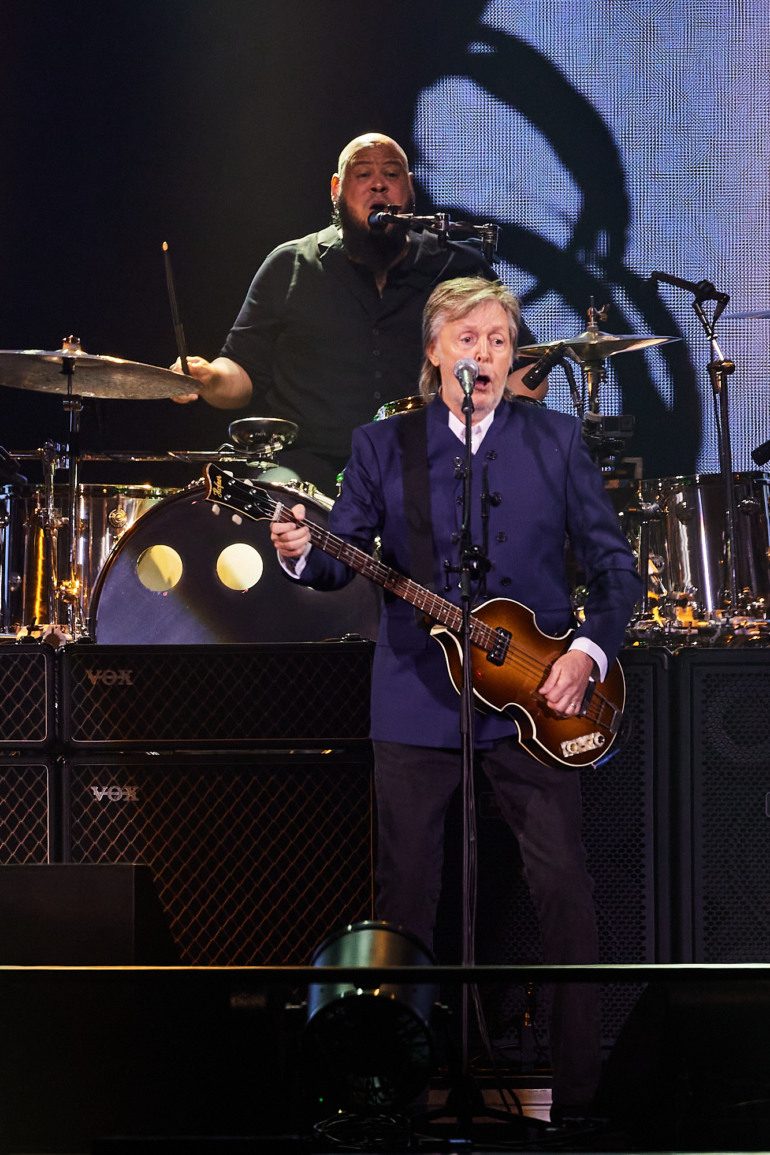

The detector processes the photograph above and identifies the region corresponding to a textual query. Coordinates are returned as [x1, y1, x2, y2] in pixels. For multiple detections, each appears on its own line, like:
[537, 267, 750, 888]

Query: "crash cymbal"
[519, 329, 679, 363]
[0, 341, 200, 400]
[726, 309, 770, 320]
[228, 416, 298, 456]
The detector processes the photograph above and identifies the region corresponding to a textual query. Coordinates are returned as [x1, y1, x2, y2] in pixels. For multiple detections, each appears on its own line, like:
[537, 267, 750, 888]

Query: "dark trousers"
[373, 738, 601, 1112]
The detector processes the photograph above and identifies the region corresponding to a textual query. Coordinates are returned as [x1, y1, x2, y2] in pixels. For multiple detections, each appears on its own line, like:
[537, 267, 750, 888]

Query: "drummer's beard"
[335, 195, 412, 274]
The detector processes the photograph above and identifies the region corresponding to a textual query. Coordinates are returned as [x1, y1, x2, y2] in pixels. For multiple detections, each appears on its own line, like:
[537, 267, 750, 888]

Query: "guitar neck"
[207, 466, 496, 649]
[302, 517, 464, 632]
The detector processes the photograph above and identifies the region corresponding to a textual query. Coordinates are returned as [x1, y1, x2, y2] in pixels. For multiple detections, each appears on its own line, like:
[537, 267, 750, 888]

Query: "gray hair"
[418, 277, 520, 401]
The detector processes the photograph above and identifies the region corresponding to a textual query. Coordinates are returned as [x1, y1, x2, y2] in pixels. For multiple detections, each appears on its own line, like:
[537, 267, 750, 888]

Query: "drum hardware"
[226, 416, 298, 462]
[649, 271, 749, 622]
[0, 339, 200, 637]
[373, 395, 426, 421]
[518, 298, 679, 416]
[619, 472, 770, 640]
[520, 299, 678, 475]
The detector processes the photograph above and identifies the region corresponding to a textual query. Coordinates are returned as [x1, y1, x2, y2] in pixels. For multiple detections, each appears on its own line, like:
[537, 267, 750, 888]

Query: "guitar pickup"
[486, 627, 511, 666]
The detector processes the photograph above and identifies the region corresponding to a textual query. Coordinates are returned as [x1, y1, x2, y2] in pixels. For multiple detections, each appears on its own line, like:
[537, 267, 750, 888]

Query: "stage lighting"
[305, 920, 437, 1114]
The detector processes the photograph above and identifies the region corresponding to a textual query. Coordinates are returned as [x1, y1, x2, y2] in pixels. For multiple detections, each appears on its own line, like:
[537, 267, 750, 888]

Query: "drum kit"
[0, 339, 379, 645]
[516, 301, 770, 642]
[0, 300, 767, 647]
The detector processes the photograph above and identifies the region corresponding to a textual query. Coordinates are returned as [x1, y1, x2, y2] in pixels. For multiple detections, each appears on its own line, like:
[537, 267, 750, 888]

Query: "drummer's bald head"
[336, 133, 410, 178]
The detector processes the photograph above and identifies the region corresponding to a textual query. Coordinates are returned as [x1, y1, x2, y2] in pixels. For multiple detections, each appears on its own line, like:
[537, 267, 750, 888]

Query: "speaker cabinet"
[59, 641, 373, 747]
[0, 758, 53, 863]
[675, 648, 770, 962]
[0, 642, 54, 748]
[0, 968, 289, 1151]
[437, 647, 672, 1055]
[0, 864, 176, 962]
[600, 979, 770, 1148]
[63, 751, 374, 964]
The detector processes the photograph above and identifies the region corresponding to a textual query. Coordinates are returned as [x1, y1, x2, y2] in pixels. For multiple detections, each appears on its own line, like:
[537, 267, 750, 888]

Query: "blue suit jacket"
[299, 396, 641, 747]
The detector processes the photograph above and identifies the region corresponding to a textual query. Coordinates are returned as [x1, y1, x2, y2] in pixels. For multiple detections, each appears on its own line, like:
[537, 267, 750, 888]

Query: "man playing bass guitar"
[269, 276, 641, 1125]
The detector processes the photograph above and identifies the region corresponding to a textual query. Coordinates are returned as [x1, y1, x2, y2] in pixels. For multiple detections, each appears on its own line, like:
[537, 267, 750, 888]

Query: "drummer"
[171, 132, 536, 494]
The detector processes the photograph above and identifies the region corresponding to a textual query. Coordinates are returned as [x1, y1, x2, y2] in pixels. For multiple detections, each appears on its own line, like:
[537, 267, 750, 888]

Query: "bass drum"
[89, 480, 382, 644]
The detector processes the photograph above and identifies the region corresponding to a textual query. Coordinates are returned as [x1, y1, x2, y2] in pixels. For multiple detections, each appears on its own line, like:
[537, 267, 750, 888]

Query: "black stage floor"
[1, 965, 769, 1155]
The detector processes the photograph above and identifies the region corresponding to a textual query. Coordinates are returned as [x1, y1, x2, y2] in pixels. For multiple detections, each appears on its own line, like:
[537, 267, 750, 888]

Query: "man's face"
[427, 301, 513, 423]
[331, 142, 414, 234]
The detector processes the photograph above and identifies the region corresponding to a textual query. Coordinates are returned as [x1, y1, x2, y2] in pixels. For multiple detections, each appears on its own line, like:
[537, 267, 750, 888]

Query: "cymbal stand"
[38, 441, 66, 628]
[580, 301, 611, 415]
[57, 347, 87, 636]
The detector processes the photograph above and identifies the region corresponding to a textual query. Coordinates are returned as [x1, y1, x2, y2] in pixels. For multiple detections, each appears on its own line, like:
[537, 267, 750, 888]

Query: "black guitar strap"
[396, 407, 436, 591]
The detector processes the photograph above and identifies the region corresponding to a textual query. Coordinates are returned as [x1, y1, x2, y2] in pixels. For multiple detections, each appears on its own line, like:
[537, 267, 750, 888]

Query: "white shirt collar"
[447, 407, 496, 451]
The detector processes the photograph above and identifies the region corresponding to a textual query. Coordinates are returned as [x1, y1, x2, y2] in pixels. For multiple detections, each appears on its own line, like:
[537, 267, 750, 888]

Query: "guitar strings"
[237, 482, 617, 731]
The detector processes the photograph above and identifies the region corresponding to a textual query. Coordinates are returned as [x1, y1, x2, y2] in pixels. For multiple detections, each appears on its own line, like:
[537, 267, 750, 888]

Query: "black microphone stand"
[697, 297, 739, 615]
[372, 206, 500, 262]
[655, 278, 738, 614]
[437, 378, 488, 1131]
[433, 383, 544, 1139]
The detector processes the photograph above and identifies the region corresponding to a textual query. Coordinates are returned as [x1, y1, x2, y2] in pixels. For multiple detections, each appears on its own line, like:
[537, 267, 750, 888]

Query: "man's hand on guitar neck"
[270, 503, 311, 567]
[539, 649, 595, 718]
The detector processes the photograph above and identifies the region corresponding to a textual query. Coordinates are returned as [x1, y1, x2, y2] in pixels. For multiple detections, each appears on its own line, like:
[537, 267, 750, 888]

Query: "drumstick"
[162, 241, 190, 376]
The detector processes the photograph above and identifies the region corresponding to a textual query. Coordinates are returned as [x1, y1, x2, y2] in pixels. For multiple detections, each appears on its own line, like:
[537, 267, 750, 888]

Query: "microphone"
[367, 207, 410, 231]
[453, 358, 479, 395]
[521, 343, 565, 390]
[751, 438, 770, 467]
[649, 270, 729, 307]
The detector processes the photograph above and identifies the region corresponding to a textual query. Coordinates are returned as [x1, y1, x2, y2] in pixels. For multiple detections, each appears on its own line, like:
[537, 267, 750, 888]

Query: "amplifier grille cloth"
[0, 763, 50, 862]
[62, 644, 372, 746]
[64, 757, 373, 964]
[691, 663, 770, 961]
[0, 648, 52, 747]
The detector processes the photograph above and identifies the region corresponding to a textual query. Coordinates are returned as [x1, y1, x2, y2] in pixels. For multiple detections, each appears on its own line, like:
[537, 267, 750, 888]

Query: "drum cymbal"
[726, 309, 770, 320]
[519, 329, 679, 362]
[0, 344, 200, 400]
[228, 416, 298, 455]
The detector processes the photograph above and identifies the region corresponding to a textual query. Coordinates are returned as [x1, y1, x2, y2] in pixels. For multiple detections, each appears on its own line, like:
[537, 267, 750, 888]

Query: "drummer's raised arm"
[169, 354, 252, 408]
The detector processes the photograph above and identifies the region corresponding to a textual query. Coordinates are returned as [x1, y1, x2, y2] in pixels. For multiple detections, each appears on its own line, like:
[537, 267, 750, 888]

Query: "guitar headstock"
[202, 462, 276, 521]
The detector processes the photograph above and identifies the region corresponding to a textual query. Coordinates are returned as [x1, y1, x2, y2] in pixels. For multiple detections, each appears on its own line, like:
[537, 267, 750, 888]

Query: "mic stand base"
[418, 1009, 549, 1137]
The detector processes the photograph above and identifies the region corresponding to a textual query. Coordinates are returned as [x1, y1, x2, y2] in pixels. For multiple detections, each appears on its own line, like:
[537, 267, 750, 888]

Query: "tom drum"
[0, 483, 173, 632]
[616, 472, 770, 617]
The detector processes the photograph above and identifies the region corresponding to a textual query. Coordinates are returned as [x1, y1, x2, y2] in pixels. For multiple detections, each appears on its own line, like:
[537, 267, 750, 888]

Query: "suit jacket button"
[496, 531, 507, 543]
[500, 577, 512, 587]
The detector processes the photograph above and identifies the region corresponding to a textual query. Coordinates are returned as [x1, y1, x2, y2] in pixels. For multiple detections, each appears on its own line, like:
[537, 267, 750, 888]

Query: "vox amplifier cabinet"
[0, 759, 54, 863]
[62, 750, 374, 964]
[59, 641, 373, 748]
[674, 648, 770, 962]
[0, 642, 55, 749]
